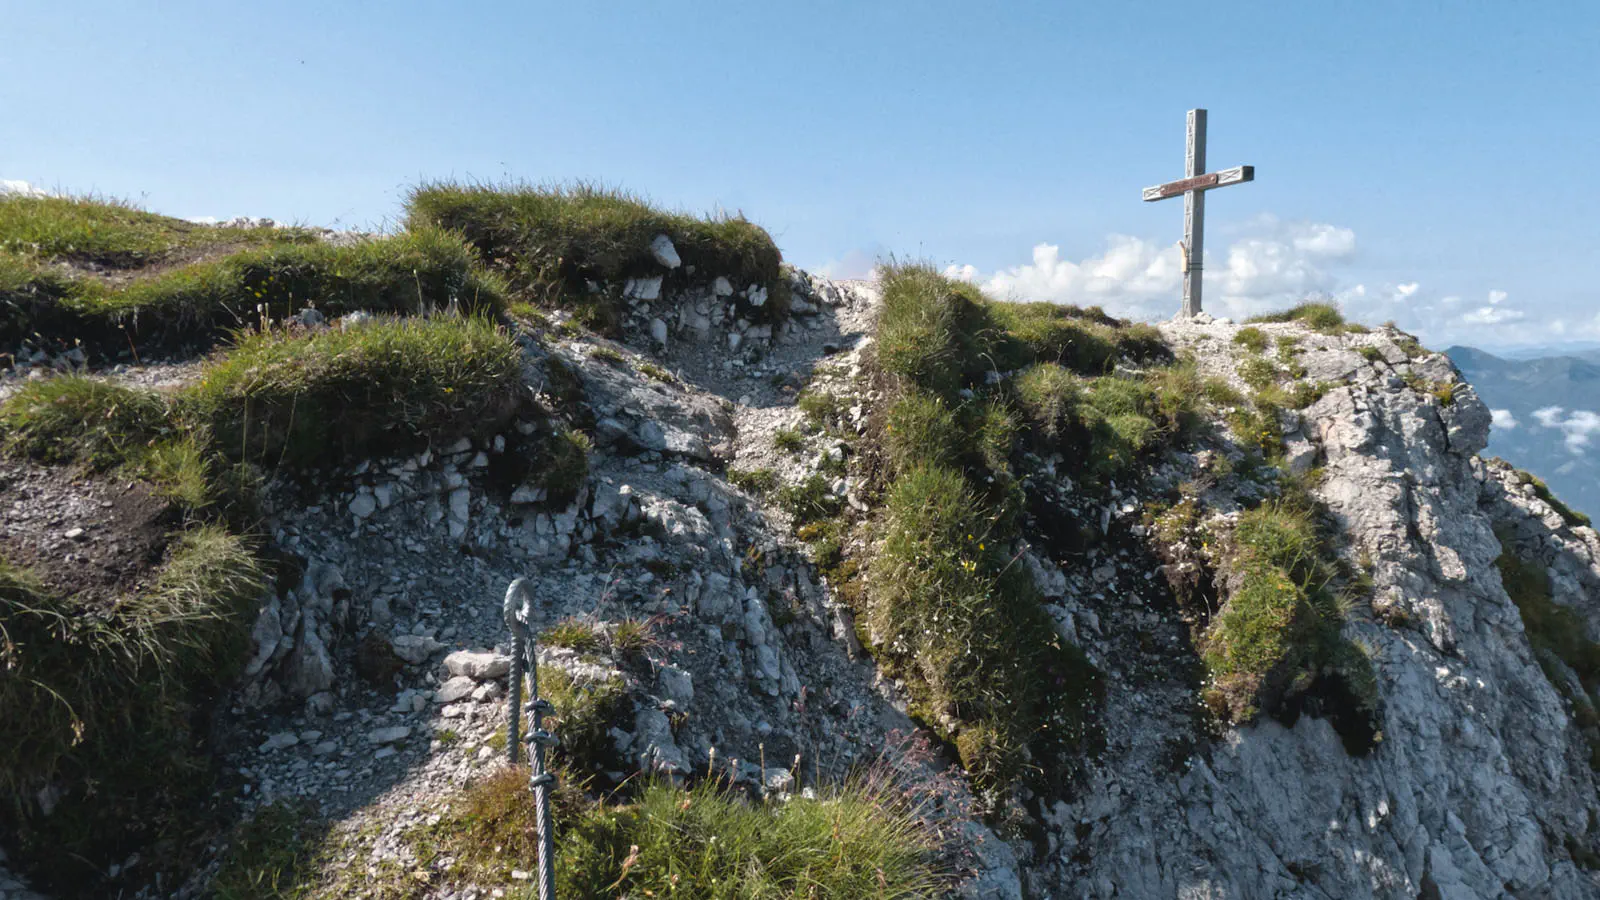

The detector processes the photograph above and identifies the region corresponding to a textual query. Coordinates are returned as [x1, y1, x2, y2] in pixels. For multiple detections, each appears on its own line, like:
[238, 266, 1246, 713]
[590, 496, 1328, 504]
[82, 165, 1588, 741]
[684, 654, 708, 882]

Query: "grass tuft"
[1, 527, 267, 887]
[1232, 327, 1270, 353]
[0, 376, 169, 469]
[405, 181, 781, 330]
[556, 778, 944, 899]
[1199, 494, 1378, 748]
[2, 214, 504, 353]
[182, 315, 523, 470]
[864, 464, 1098, 793]
[1246, 302, 1348, 333]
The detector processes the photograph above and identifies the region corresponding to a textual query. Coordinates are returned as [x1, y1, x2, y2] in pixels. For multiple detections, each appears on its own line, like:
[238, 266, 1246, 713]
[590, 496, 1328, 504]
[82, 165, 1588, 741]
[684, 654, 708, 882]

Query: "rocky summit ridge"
[2, 189, 1599, 900]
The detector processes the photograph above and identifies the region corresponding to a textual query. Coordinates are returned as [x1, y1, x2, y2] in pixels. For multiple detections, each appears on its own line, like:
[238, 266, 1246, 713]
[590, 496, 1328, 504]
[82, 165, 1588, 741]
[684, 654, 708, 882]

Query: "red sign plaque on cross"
[1142, 109, 1255, 317]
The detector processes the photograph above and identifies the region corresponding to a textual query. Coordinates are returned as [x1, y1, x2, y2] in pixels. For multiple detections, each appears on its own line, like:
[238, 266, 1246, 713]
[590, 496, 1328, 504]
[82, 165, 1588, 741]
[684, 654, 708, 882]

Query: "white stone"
[390, 634, 445, 665]
[367, 725, 411, 745]
[448, 486, 471, 518]
[649, 234, 681, 268]
[437, 674, 479, 703]
[349, 492, 377, 518]
[445, 650, 511, 680]
[713, 276, 734, 296]
[260, 731, 299, 752]
[625, 276, 663, 301]
[510, 484, 548, 505]
[650, 317, 668, 346]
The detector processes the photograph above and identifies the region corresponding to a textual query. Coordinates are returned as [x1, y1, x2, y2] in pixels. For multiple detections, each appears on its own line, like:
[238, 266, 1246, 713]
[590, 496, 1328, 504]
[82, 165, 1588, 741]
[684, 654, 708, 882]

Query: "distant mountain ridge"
[1446, 344, 1600, 521]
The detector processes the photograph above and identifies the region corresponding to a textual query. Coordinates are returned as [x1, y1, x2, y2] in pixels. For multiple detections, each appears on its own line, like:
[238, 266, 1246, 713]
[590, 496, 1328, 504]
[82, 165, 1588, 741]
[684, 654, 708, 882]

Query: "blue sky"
[3, 1, 1596, 350]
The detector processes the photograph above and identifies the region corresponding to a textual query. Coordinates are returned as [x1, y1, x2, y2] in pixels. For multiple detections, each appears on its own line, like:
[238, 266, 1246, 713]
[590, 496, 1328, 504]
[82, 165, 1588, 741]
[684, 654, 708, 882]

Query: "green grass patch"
[637, 361, 674, 383]
[729, 467, 779, 496]
[397, 769, 944, 900]
[558, 778, 943, 899]
[1199, 495, 1378, 749]
[1246, 301, 1348, 333]
[540, 666, 633, 776]
[1, 527, 267, 889]
[798, 390, 847, 432]
[1203, 376, 1246, 407]
[1497, 547, 1600, 694]
[589, 345, 625, 365]
[777, 473, 844, 526]
[773, 427, 805, 454]
[405, 182, 782, 331]
[883, 391, 964, 475]
[0, 193, 305, 268]
[1239, 356, 1278, 391]
[1233, 327, 1269, 353]
[864, 465, 1098, 794]
[538, 429, 592, 504]
[210, 800, 325, 900]
[3, 222, 505, 353]
[182, 315, 523, 470]
[0, 376, 169, 469]
[541, 617, 605, 653]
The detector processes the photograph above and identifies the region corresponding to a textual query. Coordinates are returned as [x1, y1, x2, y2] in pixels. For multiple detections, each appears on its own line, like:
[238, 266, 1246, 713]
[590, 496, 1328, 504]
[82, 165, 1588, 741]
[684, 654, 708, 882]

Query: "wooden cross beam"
[1142, 109, 1255, 317]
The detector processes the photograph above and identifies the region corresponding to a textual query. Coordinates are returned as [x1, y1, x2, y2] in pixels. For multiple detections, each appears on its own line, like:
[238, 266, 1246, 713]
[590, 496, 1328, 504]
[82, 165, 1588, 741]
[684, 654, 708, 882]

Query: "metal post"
[527, 652, 557, 900]
[1182, 108, 1207, 318]
[503, 580, 529, 765]
[504, 578, 557, 900]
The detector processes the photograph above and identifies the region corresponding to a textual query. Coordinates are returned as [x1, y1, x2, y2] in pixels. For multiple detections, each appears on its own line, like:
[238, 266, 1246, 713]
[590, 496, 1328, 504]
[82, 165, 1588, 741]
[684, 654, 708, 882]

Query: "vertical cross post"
[1182, 109, 1207, 317]
[1142, 109, 1254, 319]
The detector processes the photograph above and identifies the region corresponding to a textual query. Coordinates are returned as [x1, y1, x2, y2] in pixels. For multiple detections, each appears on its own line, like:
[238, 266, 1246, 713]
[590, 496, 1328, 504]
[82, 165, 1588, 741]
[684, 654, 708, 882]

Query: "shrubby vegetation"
[406, 181, 783, 332]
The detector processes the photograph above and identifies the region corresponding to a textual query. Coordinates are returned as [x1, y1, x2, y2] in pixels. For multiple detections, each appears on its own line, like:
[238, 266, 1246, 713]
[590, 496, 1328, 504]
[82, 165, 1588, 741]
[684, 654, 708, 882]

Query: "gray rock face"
[1058, 320, 1600, 900]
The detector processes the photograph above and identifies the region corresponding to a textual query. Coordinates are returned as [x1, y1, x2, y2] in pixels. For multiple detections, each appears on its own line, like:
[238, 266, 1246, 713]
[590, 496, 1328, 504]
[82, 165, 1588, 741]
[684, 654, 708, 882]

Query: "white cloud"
[817, 247, 884, 281]
[1532, 407, 1600, 452]
[1491, 409, 1518, 431]
[1534, 406, 1566, 427]
[1396, 282, 1420, 298]
[1, 179, 47, 197]
[947, 217, 1357, 321]
[1488, 289, 1508, 305]
[1460, 305, 1526, 325]
[1290, 222, 1358, 257]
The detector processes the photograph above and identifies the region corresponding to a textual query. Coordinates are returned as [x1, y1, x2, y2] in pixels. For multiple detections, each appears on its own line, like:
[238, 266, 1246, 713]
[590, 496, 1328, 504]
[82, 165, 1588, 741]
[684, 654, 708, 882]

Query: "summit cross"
[1142, 109, 1255, 318]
